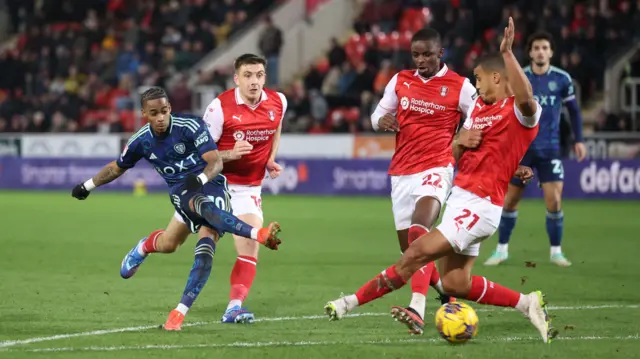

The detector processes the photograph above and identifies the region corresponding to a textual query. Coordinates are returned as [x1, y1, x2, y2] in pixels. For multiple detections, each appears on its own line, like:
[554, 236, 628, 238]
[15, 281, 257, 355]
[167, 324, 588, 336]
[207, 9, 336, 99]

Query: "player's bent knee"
[234, 234, 259, 257]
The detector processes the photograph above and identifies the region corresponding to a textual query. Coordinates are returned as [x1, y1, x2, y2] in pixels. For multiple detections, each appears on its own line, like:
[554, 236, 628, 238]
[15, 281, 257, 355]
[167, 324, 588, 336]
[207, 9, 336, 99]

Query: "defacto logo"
[580, 161, 640, 194]
[400, 97, 445, 115]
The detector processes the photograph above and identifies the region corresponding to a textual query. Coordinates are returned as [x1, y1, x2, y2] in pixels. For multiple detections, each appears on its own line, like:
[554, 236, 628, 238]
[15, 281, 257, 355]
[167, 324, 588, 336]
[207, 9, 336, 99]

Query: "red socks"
[142, 230, 164, 254]
[229, 256, 258, 303]
[355, 265, 407, 306]
[408, 225, 432, 296]
[466, 276, 522, 308]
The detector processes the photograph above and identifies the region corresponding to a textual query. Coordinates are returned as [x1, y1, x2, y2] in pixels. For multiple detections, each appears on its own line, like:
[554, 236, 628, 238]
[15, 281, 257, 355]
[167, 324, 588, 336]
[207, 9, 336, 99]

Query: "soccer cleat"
[119, 238, 147, 279]
[391, 306, 425, 335]
[524, 291, 558, 343]
[324, 297, 350, 321]
[221, 305, 255, 324]
[483, 251, 508, 266]
[550, 253, 572, 267]
[257, 222, 282, 250]
[437, 294, 456, 305]
[163, 309, 185, 331]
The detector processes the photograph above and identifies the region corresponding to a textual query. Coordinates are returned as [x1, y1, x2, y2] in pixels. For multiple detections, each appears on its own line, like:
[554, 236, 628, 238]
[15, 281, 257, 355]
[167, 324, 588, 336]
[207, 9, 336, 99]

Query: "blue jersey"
[524, 65, 575, 154]
[117, 114, 222, 190]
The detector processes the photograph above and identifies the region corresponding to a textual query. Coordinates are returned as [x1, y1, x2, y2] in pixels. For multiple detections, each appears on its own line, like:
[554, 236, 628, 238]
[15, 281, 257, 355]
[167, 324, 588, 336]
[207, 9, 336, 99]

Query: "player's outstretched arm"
[71, 161, 127, 200]
[501, 17, 537, 119]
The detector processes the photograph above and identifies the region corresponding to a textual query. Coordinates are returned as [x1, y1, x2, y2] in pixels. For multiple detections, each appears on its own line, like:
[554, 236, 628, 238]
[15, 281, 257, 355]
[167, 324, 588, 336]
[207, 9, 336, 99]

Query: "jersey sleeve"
[561, 74, 576, 103]
[514, 100, 542, 128]
[191, 118, 218, 155]
[117, 136, 143, 169]
[457, 78, 477, 117]
[277, 92, 288, 122]
[202, 98, 224, 142]
[371, 73, 399, 131]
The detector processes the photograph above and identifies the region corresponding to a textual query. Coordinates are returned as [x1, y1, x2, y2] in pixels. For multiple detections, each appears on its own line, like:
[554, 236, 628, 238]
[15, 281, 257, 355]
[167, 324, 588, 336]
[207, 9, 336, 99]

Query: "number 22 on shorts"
[422, 173, 443, 188]
[453, 209, 480, 231]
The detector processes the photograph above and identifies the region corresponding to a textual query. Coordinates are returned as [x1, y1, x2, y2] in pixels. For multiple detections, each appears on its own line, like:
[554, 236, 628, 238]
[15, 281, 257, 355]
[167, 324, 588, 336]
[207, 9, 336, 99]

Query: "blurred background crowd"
[1, 0, 639, 135]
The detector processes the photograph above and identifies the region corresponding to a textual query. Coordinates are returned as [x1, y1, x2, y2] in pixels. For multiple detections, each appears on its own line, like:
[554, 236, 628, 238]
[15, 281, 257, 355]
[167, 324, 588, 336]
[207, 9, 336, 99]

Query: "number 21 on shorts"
[454, 209, 480, 231]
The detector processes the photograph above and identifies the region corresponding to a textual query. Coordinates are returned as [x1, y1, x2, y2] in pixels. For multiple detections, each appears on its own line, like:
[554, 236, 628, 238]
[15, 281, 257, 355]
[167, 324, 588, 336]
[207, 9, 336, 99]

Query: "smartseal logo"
[580, 161, 640, 194]
[333, 167, 388, 191]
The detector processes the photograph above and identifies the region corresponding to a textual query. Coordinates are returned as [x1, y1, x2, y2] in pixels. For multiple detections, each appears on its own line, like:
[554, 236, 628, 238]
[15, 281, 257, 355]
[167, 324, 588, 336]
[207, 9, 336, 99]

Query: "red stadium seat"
[343, 107, 361, 123]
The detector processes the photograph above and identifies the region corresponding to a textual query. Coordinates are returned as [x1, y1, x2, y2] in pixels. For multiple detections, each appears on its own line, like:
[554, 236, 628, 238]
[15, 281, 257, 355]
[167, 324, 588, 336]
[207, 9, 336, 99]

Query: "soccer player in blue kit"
[484, 32, 587, 267]
[71, 87, 282, 330]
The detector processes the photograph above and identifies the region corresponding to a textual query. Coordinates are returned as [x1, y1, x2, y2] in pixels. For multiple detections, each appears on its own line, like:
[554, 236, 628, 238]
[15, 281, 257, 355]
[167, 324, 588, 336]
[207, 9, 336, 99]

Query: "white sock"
[226, 299, 242, 311]
[496, 243, 509, 253]
[345, 294, 359, 311]
[250, 228, 259, 240]
[550, 246, 562, 256]
[176, 303, 189, 316]
[433, 279, 444, 294]
[514, 293, 528, 315]
[409, 293, 426, 319]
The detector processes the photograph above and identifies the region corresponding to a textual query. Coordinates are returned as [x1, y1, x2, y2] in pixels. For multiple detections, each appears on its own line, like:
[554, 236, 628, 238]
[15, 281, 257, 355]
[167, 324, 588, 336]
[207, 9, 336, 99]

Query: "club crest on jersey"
[548, 81, 557, 91]
[233, 130, 245, 141]
[174, 143, 186, 154]
[400, 96, 410, 110]
[268, 110, 275, 121]
[440, 86, 449, 97]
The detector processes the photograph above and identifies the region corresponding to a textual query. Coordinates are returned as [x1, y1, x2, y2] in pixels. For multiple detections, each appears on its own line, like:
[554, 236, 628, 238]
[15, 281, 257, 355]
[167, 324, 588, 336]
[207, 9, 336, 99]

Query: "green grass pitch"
[0, 191, 639, 358]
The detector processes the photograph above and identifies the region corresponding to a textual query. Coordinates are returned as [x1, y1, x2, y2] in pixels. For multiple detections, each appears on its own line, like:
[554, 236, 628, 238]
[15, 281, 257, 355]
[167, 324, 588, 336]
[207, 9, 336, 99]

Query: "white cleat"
[484, 251, 508, 266]
[523, 291, 558, 343]
[550, 253, 572, 267]
[324, 297, 350, 321]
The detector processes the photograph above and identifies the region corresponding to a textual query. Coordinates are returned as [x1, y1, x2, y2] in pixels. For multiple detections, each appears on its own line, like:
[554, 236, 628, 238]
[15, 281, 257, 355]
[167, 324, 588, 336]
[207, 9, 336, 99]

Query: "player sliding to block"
[325, 18, 557, 343]
[71, 87, 282, 331]
[369, 27, 477, 334]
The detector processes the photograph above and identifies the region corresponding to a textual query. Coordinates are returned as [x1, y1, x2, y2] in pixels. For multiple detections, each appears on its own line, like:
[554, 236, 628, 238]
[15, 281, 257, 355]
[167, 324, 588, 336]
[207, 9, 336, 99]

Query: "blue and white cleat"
[120, 238, 147, 279]
[221, 306, 255, 324]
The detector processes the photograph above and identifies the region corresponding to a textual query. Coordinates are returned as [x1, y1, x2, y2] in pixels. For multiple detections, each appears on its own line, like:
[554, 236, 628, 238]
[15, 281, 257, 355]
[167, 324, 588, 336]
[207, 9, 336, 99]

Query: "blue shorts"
[169, 180, 232, 236]
[510, 149, 564, 187]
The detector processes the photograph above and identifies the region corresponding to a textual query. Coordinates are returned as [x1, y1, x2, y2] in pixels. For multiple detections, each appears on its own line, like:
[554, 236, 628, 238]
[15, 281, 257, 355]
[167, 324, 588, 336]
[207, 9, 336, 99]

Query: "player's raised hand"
[379, 113, 400, 132]
[458, 129, 483, 148]
[266, 160, 283, 179]
[500, 17, 515, 53]
[231, 140, 253, 160]
[574, 142, 587, 162]
[515, 165, 534, 184]
[71, 183, 91, 200]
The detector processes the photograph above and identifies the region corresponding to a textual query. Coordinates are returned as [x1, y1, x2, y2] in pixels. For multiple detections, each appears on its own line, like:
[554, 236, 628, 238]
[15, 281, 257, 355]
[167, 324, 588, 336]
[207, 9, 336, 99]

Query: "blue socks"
[192, 194, 255, 239]
[498, 210, 518, 248]
[176, 237, 215, 315]
[546, 210, 564, 248]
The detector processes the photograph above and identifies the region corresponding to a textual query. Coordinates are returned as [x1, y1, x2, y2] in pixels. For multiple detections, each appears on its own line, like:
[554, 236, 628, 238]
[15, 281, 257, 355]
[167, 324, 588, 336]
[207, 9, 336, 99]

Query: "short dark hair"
[234, 53, 267, 71]
[411, 28, 441, 44]
[526, 31, 555, 53]
[140, 86, 168, 107]
[475, 53, 505, 72]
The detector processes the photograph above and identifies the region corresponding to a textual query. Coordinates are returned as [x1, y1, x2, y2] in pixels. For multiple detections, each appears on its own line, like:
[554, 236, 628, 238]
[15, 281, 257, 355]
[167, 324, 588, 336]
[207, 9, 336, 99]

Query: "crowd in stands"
[0, 0, 276, 133]
[280, 0, 640, 133]
[1, 0, 640, 134]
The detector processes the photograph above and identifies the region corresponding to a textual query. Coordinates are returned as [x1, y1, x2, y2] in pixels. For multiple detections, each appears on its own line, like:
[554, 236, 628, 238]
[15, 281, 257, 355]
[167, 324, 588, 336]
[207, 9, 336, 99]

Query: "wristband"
[197, 173, 209, 184]
[83, 178, 96, 191]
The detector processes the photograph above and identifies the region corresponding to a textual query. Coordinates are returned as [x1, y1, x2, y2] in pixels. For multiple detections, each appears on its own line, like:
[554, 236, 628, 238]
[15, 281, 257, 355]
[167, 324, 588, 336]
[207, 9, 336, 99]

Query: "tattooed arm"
[92, 161, 128, 186]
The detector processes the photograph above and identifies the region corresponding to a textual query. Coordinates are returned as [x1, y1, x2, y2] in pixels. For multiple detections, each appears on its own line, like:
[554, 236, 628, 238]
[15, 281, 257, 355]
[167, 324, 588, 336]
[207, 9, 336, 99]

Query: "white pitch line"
[7, 334, 640, 353]
[0, 303, 638, 349]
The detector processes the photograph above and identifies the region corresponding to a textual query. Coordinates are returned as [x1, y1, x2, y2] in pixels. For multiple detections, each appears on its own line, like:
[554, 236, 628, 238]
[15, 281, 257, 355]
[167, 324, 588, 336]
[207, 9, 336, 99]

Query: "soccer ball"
[434, 302, 479, 344]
